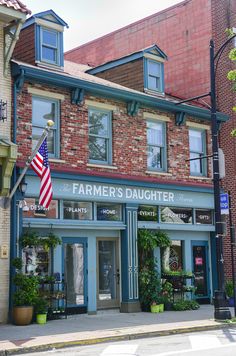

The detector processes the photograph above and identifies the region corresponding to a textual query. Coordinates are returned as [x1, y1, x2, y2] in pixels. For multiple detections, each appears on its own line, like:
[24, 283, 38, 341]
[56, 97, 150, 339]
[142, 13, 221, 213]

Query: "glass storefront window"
[23, 198, 58, 219]
[63, 201, 93, 220]
[161, 207, 192, 224]
[138, 205, 158, 222]
[97, 203, 122, 221]
[22, 246, 50, 276]
[195, 209, 213, 224]
[161, 240, 184, 271]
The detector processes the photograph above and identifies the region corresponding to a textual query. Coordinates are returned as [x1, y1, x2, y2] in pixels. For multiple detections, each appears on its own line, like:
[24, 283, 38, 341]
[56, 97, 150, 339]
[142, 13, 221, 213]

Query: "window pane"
[23, 198, 58, 219]
[42, 29, 57, 47]
[161, 240, 183, 271]
[148, 61, 160, 76]
[190, 152, 201, 174]
[89, 110, 109, 136]
[195, 209, 213, 224]
[89, 137, 107, 161]
[32, 127, 55, 154]
[32, 99, 56, 126]
[147, 145, 162, 169]
[161, 207, 192, 224]
[148, 76, 160, 90]
[138, 205, 158, 221]
[189, 130, 202, 152]
[42, 46, 57, 62]
[147, 122, 163, 145]
[97, 203, 122, 221]
[63, 201, 93, 220]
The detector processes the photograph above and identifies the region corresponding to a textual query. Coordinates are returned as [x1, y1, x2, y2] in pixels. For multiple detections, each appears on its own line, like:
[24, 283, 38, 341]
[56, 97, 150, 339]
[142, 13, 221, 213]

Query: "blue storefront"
[20, 172, 216, 313]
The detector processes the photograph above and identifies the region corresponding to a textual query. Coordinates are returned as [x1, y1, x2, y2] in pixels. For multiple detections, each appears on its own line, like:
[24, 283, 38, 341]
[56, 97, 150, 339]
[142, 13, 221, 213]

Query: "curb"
[1, 323, 236, 355]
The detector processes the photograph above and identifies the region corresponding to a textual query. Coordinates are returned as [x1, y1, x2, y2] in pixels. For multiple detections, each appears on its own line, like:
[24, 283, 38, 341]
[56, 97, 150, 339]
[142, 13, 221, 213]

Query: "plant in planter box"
[12, 258, 39, 325]
[161, 281, 173, 310]
[139, 265, 161, 312]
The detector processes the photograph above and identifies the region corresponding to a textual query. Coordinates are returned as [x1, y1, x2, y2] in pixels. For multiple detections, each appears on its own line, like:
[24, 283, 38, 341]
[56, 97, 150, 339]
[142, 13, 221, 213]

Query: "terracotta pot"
[12, 306, 33, 325]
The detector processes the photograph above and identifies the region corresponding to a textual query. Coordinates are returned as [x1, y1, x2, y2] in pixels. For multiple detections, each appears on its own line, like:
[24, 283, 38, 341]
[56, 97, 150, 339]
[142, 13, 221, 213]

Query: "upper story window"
[147, 120, 166, 171]
[88, 108, 112, 164]
[145, 59, 164, 93]
[189, 128, 206, 176]
[41, 28, 60, 65]
[32, 96, 59, 157]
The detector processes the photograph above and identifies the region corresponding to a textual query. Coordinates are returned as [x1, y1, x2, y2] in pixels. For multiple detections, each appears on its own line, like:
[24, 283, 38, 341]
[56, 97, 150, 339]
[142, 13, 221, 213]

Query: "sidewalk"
[0, 305, 235, 355]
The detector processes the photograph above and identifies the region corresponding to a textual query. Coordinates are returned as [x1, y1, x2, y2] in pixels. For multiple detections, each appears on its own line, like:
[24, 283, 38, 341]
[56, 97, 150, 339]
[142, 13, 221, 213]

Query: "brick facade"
[13, 24, 35, 65]
[16, 81, 213, 188]
[65, 0, 236, 280]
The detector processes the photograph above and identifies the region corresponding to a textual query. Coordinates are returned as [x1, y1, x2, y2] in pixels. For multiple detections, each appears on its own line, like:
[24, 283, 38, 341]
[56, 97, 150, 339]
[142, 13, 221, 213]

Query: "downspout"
[8, 81, 20, 320]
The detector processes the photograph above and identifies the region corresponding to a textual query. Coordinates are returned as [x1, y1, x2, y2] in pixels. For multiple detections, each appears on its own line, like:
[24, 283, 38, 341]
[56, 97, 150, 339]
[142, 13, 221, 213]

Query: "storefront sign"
[27, 176, 215, 208]
[195, 257, 203, 265]
[97, 203, 122, 221]
[63, 201, 92, 220]
[138, 205, 158, 221]
[195, 209, 213, 224]
[161, 207, 192, 224]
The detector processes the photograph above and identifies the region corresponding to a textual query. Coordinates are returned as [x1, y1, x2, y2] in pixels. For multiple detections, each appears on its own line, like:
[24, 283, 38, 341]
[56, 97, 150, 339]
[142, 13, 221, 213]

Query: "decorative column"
[120, 204, 141, 312]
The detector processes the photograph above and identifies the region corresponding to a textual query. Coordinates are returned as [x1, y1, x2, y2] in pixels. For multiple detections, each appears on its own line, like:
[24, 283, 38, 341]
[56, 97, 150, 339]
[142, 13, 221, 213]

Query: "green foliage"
[13, 274, 39, 306]
[12, 257, 23, 270]
[227, 70, 236, 81]
[155, 231, 171, 248]
[229, 48, 236, 61]
[172, 300, 200, 311]
[20, 230, 61, 250]
[139, 267, 161, 309]
[161, 281, 173, 300]
[34, 297, 48, 314]
[162, 270, 193, 277]
[225, 280, 234, 298]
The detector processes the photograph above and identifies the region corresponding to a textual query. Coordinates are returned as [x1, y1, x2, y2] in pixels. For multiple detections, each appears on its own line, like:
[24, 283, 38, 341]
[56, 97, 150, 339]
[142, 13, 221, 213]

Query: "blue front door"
[192, 241, 210, 303]
[62, 237, 88, 312]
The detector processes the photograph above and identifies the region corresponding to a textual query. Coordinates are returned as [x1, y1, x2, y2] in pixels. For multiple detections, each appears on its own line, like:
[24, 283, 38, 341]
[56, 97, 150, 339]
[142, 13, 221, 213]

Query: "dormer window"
[145, 58, 164, 93]
[41, 27, 60, 65]
[147, 59, 163, 92]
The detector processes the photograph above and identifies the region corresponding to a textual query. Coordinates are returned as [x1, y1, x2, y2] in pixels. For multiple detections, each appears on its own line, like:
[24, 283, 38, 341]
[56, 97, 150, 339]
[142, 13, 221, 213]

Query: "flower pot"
[151, 304, 160, 313]
[159, 303, 164, 312]
[12, 306, 34, 325]
[36, 313, 47, 324]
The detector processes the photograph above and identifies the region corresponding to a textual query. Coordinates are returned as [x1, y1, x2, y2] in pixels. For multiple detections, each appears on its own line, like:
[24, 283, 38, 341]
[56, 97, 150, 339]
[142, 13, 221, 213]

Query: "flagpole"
[0, 120, 54, 209]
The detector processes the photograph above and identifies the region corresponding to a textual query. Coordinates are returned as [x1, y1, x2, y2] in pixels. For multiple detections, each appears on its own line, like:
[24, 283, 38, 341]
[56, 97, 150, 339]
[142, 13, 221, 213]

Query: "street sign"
[220, 193, 229, 215]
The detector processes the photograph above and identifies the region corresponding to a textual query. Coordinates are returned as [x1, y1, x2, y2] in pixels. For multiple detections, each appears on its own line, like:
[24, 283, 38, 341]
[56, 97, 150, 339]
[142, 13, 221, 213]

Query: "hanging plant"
[41, 232, 61, 251]
[155, 231, 171, 248]
[20, 230, 40, 248]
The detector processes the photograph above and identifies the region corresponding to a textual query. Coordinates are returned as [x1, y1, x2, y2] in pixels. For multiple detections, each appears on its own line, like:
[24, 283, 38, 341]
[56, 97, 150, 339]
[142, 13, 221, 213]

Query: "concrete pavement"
[0, 305, 235, 355]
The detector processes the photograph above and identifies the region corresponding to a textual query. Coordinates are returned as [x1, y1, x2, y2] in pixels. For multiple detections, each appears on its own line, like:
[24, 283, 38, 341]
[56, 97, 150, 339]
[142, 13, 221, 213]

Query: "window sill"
[87, 163, 118, 170]
[146, 170, 171, 176]
[189, 175, 212, 180]
[49, 158, 66, 163]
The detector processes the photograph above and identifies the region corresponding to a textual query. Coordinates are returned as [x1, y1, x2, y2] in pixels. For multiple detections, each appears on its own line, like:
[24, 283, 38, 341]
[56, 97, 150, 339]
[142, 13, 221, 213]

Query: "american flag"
[30, 139, 53, 208]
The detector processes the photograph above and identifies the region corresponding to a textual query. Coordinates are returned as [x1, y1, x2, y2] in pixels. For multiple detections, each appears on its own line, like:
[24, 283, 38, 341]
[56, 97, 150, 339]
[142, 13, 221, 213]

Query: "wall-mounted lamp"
[18, 200, 29, 211]
[0, 100, 7, 122]
[19, 180, 27, 194]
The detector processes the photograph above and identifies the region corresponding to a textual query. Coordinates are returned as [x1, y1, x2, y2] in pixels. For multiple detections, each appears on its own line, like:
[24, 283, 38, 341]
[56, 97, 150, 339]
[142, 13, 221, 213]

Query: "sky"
[22, 0, 183, 51]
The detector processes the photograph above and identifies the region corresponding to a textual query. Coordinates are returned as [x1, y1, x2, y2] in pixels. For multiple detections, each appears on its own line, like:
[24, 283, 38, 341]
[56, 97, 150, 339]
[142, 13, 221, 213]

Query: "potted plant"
[35, 297, 48, 324]
[161, 281, 173, 310]
[225, 280, 234, 307]
[12, 257, 39, 325]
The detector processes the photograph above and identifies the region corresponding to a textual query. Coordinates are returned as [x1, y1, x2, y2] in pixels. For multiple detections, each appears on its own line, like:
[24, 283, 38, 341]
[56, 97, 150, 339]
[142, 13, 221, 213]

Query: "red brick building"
[65, 0, 236, 281]
[9, 9, 224, 316]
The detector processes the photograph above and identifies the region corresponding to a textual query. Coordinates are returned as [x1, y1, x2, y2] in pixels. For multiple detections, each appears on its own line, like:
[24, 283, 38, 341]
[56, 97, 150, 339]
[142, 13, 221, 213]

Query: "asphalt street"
[18, 328, 236, 356]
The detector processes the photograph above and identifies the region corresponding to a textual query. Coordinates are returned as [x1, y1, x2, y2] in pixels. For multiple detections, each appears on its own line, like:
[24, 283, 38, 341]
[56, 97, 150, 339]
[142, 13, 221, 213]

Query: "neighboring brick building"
[65, 0, 236, 281]
[0, 0, 30, 323]
[9, 9, 229, 316]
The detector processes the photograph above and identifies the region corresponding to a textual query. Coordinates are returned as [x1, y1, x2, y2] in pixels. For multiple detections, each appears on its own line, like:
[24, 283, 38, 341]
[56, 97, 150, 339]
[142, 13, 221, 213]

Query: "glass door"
[192, 241, 210, 303]
[97, 238, 120, 309]
[62, 237, 87, 313]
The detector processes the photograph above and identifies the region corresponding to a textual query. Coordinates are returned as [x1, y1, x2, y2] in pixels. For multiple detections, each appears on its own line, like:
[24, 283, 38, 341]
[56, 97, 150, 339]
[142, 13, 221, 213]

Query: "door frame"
[191, 240, 210, 302]
[62, 237, 88, 309]
[96, 237, 120, 309]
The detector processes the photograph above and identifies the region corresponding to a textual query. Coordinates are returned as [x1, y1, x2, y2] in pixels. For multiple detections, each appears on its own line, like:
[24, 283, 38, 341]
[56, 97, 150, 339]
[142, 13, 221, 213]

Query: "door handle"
[116, 269, 120, 285]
